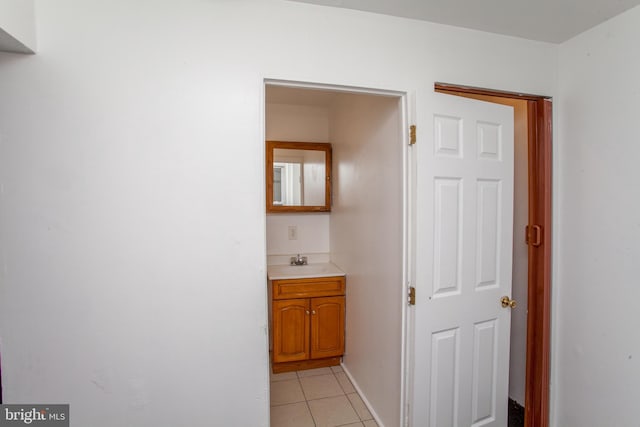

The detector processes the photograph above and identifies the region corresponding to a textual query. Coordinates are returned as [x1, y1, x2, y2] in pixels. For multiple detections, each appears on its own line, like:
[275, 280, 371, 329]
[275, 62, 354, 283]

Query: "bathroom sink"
[267, 262, 346, 280]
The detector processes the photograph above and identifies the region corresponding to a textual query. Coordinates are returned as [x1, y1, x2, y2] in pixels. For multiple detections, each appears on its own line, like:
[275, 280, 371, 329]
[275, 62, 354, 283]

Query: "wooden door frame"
[435, 83, 552, 427]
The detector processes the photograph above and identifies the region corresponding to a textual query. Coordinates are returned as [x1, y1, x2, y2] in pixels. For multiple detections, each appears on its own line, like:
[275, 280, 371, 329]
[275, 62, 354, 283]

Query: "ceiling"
[288, 0, 640, 43]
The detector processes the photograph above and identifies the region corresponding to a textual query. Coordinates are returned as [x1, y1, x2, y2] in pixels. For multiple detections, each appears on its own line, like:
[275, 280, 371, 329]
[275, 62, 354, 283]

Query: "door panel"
[476, 179, 502, 289]
[310, 296, 345, 359]
[430, 327, 460, 427]
[433, 178, 462, 297]
[471, 319, 499, 426]
[412, 92, 514, 427]
[273, 299, 309, 363]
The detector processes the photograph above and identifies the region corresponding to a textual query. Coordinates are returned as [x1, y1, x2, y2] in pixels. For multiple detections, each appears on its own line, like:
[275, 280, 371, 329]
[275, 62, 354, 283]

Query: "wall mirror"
[266, 141, 332, 213]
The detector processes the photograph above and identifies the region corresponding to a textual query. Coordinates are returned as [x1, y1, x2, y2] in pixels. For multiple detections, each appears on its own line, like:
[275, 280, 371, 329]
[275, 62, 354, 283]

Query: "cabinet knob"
[312, 310, 316, 315]
[306, 310, 310, 315]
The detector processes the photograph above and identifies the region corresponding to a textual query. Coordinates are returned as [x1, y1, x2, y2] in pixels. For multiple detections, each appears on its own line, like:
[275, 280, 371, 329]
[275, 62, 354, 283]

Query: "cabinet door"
[310, 296, 345, 359]
[273, 299, 310, 363]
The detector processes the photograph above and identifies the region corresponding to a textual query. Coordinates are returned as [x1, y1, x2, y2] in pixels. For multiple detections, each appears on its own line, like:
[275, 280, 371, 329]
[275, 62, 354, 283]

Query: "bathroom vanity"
[268, 263, 346, 373]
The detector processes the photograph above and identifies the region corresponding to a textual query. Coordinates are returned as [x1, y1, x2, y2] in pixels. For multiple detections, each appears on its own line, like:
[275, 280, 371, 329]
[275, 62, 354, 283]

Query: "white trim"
[260, 78, 272, 427]
[341, 363, 386, 427]
[264, 78, 406, 99]
[400, 91, 412, 427]
[549, 102, 560, 427]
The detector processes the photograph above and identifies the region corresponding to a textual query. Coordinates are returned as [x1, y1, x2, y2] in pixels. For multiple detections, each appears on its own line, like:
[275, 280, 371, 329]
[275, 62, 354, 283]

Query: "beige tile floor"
[270, 366, 379, 427]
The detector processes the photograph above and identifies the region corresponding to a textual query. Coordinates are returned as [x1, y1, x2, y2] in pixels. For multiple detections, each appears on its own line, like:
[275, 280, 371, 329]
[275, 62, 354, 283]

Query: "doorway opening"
[435, 83, 552, 427]
[264, 80, 408, 427]
[262, 81, 552, 427]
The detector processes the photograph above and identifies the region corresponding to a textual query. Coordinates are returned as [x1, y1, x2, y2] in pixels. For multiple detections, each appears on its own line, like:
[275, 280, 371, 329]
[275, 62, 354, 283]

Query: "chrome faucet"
[290, 254, 308, 266]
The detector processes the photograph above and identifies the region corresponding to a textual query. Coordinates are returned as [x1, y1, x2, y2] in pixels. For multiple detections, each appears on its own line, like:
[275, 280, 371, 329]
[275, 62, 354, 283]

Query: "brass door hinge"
[525, 225, 542, 247]
[409, 125, 416, 145]
[408, 286, 416, 305]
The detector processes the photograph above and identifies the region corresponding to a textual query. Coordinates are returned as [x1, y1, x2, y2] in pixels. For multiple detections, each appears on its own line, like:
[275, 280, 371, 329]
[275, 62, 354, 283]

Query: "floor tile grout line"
[301, 372, 346, 401]
[332, 371, 344, 395]
[307, 372, 366, 426]
[304, 373, 347, 403]
[271, 368, 375, 427]
[306, 394, 354, 404]
[270, 399, 307, 408]
[334, 371, 355, 395]
[336, 375, 373, 422]
[298, 376, 311, 402]
[303, 399, 318, 427]
[302, 372, 340, 426]
[344, 392, 368, 422]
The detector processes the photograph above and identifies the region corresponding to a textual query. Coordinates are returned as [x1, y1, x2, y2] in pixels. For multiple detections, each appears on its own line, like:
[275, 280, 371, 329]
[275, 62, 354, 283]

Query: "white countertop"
[267, 262, 346, 280]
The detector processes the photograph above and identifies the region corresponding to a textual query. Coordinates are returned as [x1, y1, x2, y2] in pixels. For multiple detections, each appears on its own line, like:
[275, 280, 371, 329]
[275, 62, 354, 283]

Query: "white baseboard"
[341, 362, 386, 427]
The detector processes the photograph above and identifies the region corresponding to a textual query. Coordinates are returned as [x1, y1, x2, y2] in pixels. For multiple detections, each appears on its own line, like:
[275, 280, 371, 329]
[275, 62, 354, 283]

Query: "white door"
[411, 92, 515, 427]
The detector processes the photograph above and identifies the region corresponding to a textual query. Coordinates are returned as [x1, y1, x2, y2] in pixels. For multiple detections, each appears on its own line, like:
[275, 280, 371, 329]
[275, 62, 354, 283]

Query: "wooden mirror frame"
[266, 141, 332, 213]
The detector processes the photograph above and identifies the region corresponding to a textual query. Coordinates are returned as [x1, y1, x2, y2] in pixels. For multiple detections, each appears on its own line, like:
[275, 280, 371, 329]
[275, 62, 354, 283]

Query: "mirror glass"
[266, 141, 331, 213]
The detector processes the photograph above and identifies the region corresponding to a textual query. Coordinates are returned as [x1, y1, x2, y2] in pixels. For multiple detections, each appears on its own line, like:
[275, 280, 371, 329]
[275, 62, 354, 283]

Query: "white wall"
[330, 92, 403, 426]
[265, 103, 329, 143]
[0, 0, 557, 425]
[0, 0, 36, 53]
[266, 213, 330, 257]
[265, 102, 331, 258]
[554, 5, 640, 426]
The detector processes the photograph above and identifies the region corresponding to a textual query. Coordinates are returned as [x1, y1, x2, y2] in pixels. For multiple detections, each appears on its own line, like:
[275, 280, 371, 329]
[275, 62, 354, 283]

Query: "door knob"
[501, 296, 517, 309]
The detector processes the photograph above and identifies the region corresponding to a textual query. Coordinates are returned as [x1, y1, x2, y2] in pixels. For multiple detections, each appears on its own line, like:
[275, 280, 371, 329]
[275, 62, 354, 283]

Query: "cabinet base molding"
[272, 357, 341, 374]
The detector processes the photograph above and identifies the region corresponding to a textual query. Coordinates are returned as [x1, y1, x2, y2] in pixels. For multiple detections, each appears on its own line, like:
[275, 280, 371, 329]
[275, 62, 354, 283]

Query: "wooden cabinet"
[272, 298, 310, 362]
[271, 276, 345, 373]
[310, 296, 345, 359]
